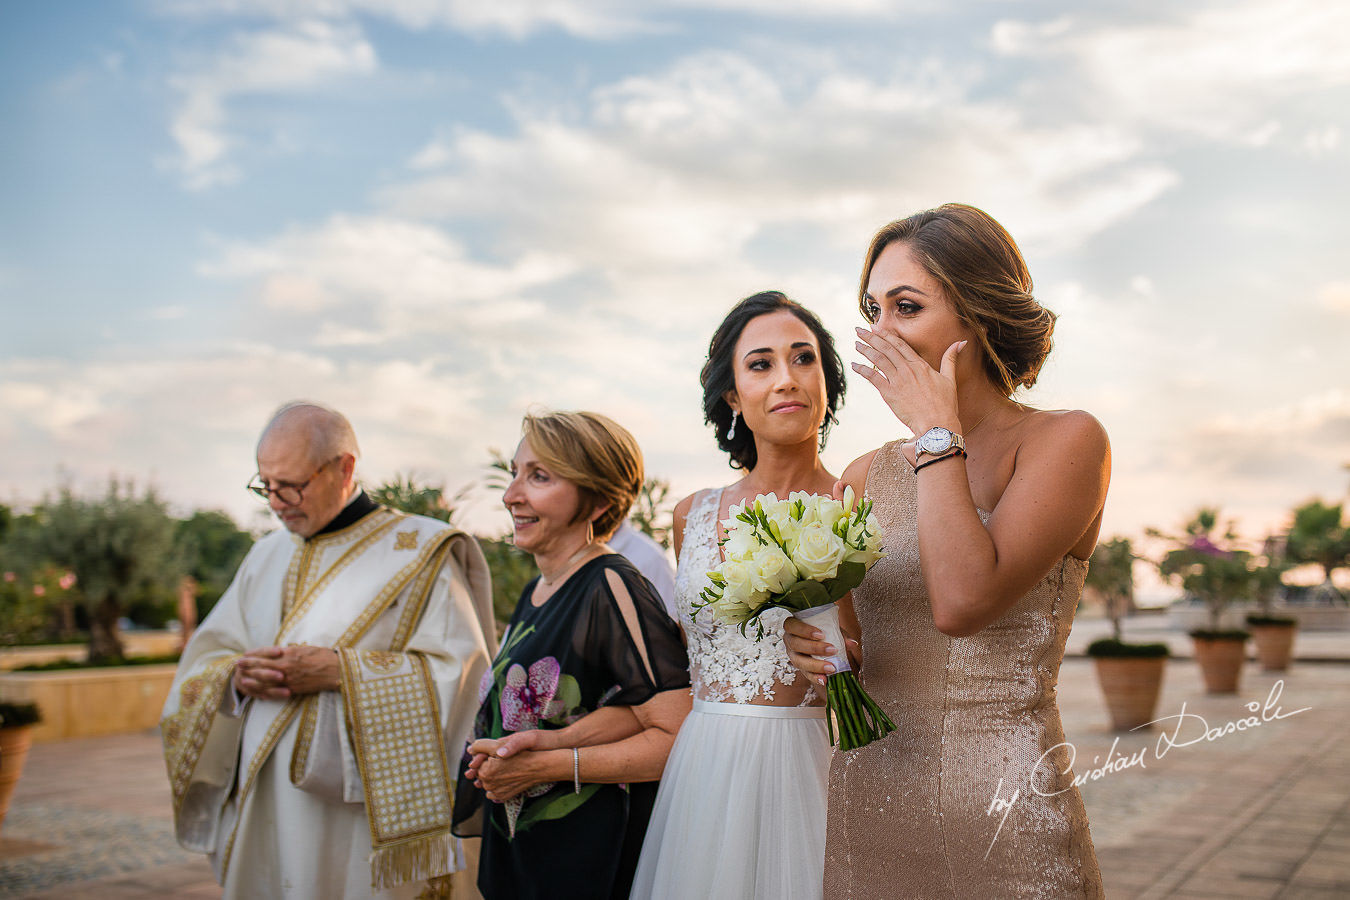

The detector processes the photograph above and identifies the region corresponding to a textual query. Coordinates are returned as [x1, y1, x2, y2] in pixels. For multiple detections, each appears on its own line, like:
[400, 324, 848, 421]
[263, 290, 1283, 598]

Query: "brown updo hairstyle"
[520, 410, 644, 538]
[859, 203, 1054, 395]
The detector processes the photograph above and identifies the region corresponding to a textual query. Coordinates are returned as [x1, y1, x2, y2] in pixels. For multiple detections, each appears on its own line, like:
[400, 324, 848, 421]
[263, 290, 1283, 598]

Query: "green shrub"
[0, 701, 42, 728]
[1245, 614, 1297, 628]
[1188, 628, 1250, 641]
[1086, 638, 1170, 658]
[15, 653, 180, 672]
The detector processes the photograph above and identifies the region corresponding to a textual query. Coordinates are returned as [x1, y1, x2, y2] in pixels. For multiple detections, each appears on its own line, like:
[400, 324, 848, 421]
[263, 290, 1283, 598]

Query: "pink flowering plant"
[0, 567, 78, 646]
[1152, 508, 1256, 636]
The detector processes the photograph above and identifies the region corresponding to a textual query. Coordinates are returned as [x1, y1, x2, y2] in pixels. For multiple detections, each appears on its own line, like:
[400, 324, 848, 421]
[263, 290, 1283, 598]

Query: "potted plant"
[1285, 499, 1350, 605]
[1153, 509, 1253, 694]
[1246, 540, 1297, 671]
[1084, 538, 1169, 729]
[0, 700, 42, 829]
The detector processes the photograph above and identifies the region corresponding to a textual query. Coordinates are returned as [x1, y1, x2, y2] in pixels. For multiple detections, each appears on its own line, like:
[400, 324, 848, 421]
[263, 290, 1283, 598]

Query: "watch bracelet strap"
[913, 448, 967, 473]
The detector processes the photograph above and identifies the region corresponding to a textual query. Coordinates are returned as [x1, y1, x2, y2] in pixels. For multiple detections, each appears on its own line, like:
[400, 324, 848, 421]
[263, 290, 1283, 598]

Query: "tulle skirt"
[631, 699, 830, 900]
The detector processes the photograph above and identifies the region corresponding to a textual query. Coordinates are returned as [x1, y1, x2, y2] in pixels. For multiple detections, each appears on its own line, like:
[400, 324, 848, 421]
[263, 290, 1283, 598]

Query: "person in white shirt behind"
[606, 519, 677, 622]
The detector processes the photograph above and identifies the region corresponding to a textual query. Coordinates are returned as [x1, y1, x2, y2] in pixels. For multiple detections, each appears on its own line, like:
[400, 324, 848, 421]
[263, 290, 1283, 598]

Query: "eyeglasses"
[247, 457, 341, 506]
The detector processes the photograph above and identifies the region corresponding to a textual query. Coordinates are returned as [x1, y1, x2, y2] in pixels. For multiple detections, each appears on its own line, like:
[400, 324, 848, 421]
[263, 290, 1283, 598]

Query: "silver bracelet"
[572, 747, 581, 794]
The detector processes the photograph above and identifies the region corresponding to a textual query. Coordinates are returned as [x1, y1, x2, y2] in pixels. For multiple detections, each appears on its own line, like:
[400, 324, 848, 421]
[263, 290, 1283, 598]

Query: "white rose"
[749, 543, 799, 594]
[719, 557, 756, 604]
[814, 495, 847, 532]
[791, 521, 849, 581]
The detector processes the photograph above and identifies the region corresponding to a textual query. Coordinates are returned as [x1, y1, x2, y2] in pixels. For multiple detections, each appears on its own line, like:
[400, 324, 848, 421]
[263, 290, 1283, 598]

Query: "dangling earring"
[586, 519, 594, 546]
[727, 411, 738, 440]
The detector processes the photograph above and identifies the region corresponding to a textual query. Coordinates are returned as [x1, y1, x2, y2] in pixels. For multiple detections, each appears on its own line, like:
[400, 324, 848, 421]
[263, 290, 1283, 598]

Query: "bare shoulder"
[1019, 408, 1109, 460]
[673, 491, 698, 525]
[671, 491, 702, 558]
[842, 448, 882, 494]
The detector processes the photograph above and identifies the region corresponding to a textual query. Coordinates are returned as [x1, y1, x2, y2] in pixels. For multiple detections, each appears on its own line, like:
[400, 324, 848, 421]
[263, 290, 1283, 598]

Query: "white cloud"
[1128, 276, 1155, 298]
[167, 20, 377, 188]
[1302, 125, 1341, 155]
[1318, 281, 1350, 314]
[384, 48, 1177, 280]
[994, 1, 1350, 143]
[156, 0, 906, 39]
[1157, 389, 1350, 536]
[200, 214, 575, 339]
[0, 348, 494, 520]
[988, 15, 1073, 54]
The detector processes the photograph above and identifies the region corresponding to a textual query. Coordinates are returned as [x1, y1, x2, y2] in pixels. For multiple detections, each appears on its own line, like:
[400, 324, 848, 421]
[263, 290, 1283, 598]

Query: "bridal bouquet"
[692, 489, 895, 750]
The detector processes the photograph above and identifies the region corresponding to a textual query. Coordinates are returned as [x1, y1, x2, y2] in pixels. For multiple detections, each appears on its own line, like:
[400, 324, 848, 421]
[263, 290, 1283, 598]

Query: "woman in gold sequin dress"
[784, 204, 1109, 899]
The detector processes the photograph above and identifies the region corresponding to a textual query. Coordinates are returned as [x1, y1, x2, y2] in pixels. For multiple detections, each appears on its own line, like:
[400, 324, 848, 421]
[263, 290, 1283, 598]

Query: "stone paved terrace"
[2, 623, 1348, 898]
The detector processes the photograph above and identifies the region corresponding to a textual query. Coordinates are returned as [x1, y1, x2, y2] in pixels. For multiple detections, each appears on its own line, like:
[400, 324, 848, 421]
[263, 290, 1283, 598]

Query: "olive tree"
[34, 481, 184, 662]
[1086, 537, 1135, 641]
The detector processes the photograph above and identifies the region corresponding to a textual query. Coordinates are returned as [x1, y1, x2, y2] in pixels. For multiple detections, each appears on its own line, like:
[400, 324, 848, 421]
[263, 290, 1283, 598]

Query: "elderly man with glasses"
[161, 401, 496, 899]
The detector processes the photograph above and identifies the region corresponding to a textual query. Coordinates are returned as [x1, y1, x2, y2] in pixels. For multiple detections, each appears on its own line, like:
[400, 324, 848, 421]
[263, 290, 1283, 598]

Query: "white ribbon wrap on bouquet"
[793, 602, 851, 674]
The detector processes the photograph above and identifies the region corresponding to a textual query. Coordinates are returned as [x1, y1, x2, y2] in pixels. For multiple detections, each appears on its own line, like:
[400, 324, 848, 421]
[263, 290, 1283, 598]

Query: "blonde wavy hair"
[521, 410, 644, 538]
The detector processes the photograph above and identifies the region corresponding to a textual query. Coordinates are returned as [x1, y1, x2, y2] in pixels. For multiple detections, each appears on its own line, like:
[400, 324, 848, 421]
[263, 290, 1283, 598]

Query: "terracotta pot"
[1249, 623, 1297, 671]
[1092, 656, 1167, 730]
[0, 725, 34, 830]
[1191, 636, 1247, 693]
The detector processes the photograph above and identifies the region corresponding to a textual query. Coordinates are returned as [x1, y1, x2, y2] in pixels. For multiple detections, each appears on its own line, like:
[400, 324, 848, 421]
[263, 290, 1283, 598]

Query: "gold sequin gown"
[824, 441, 1104, 899]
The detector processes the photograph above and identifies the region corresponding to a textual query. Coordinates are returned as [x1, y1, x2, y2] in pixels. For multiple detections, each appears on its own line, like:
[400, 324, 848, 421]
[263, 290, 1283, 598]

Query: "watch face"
[918, 427, 953, 453]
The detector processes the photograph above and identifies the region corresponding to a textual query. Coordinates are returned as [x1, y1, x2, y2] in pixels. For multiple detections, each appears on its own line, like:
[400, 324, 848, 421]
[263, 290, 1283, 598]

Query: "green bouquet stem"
[825, 670, 896, 751]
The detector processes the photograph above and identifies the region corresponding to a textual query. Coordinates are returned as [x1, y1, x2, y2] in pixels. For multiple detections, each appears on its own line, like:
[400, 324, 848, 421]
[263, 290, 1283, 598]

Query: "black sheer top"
[453, 554, 690, 900]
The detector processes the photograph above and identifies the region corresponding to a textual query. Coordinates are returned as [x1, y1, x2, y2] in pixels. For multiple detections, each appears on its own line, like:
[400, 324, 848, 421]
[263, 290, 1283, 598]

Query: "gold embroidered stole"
[336, 534, 464, 888]
[162, 653, 241, 818]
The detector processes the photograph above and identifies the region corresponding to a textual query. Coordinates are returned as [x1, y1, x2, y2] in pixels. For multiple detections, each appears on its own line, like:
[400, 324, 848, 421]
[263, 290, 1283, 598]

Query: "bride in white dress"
[631, 291, 855, 900]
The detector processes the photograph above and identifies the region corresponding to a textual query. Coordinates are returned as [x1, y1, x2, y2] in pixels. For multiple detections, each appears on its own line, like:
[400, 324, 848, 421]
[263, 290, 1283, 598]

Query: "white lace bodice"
[674, 487, 814, 705]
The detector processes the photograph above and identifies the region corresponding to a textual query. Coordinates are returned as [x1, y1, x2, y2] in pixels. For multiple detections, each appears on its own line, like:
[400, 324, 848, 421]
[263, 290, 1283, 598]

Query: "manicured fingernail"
[812, 630, 824, 640]
[824, 663, 836, 674]
[824, 644, 836, 655]
[855, 326, 867, 335]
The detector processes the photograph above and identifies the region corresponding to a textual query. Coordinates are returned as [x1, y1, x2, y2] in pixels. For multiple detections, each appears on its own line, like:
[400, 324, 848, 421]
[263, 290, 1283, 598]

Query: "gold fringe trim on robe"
[162, 653, 240, 812]
[341, 647, 456, 889]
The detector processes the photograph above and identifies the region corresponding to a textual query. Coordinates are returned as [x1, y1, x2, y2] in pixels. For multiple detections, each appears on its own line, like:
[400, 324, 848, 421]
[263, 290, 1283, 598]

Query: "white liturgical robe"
[162, 505, 495, 900]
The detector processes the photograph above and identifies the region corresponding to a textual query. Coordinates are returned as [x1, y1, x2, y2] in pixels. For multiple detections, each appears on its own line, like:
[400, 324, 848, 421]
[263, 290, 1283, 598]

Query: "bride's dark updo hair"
[859, 203, 1055, 395]
[700, 290, 846, 471]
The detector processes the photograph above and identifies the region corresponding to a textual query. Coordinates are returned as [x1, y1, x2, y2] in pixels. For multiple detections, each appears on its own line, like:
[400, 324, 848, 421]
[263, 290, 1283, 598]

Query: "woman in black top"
[452, 410, 690, 900]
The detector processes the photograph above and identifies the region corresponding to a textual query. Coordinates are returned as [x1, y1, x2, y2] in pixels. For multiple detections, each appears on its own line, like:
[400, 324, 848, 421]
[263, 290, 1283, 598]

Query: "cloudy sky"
[2, 0, 1348, 554]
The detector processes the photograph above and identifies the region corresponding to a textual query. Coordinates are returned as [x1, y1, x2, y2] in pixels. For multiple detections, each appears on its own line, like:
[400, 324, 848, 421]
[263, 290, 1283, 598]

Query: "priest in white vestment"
[162, 402, 496, 899]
